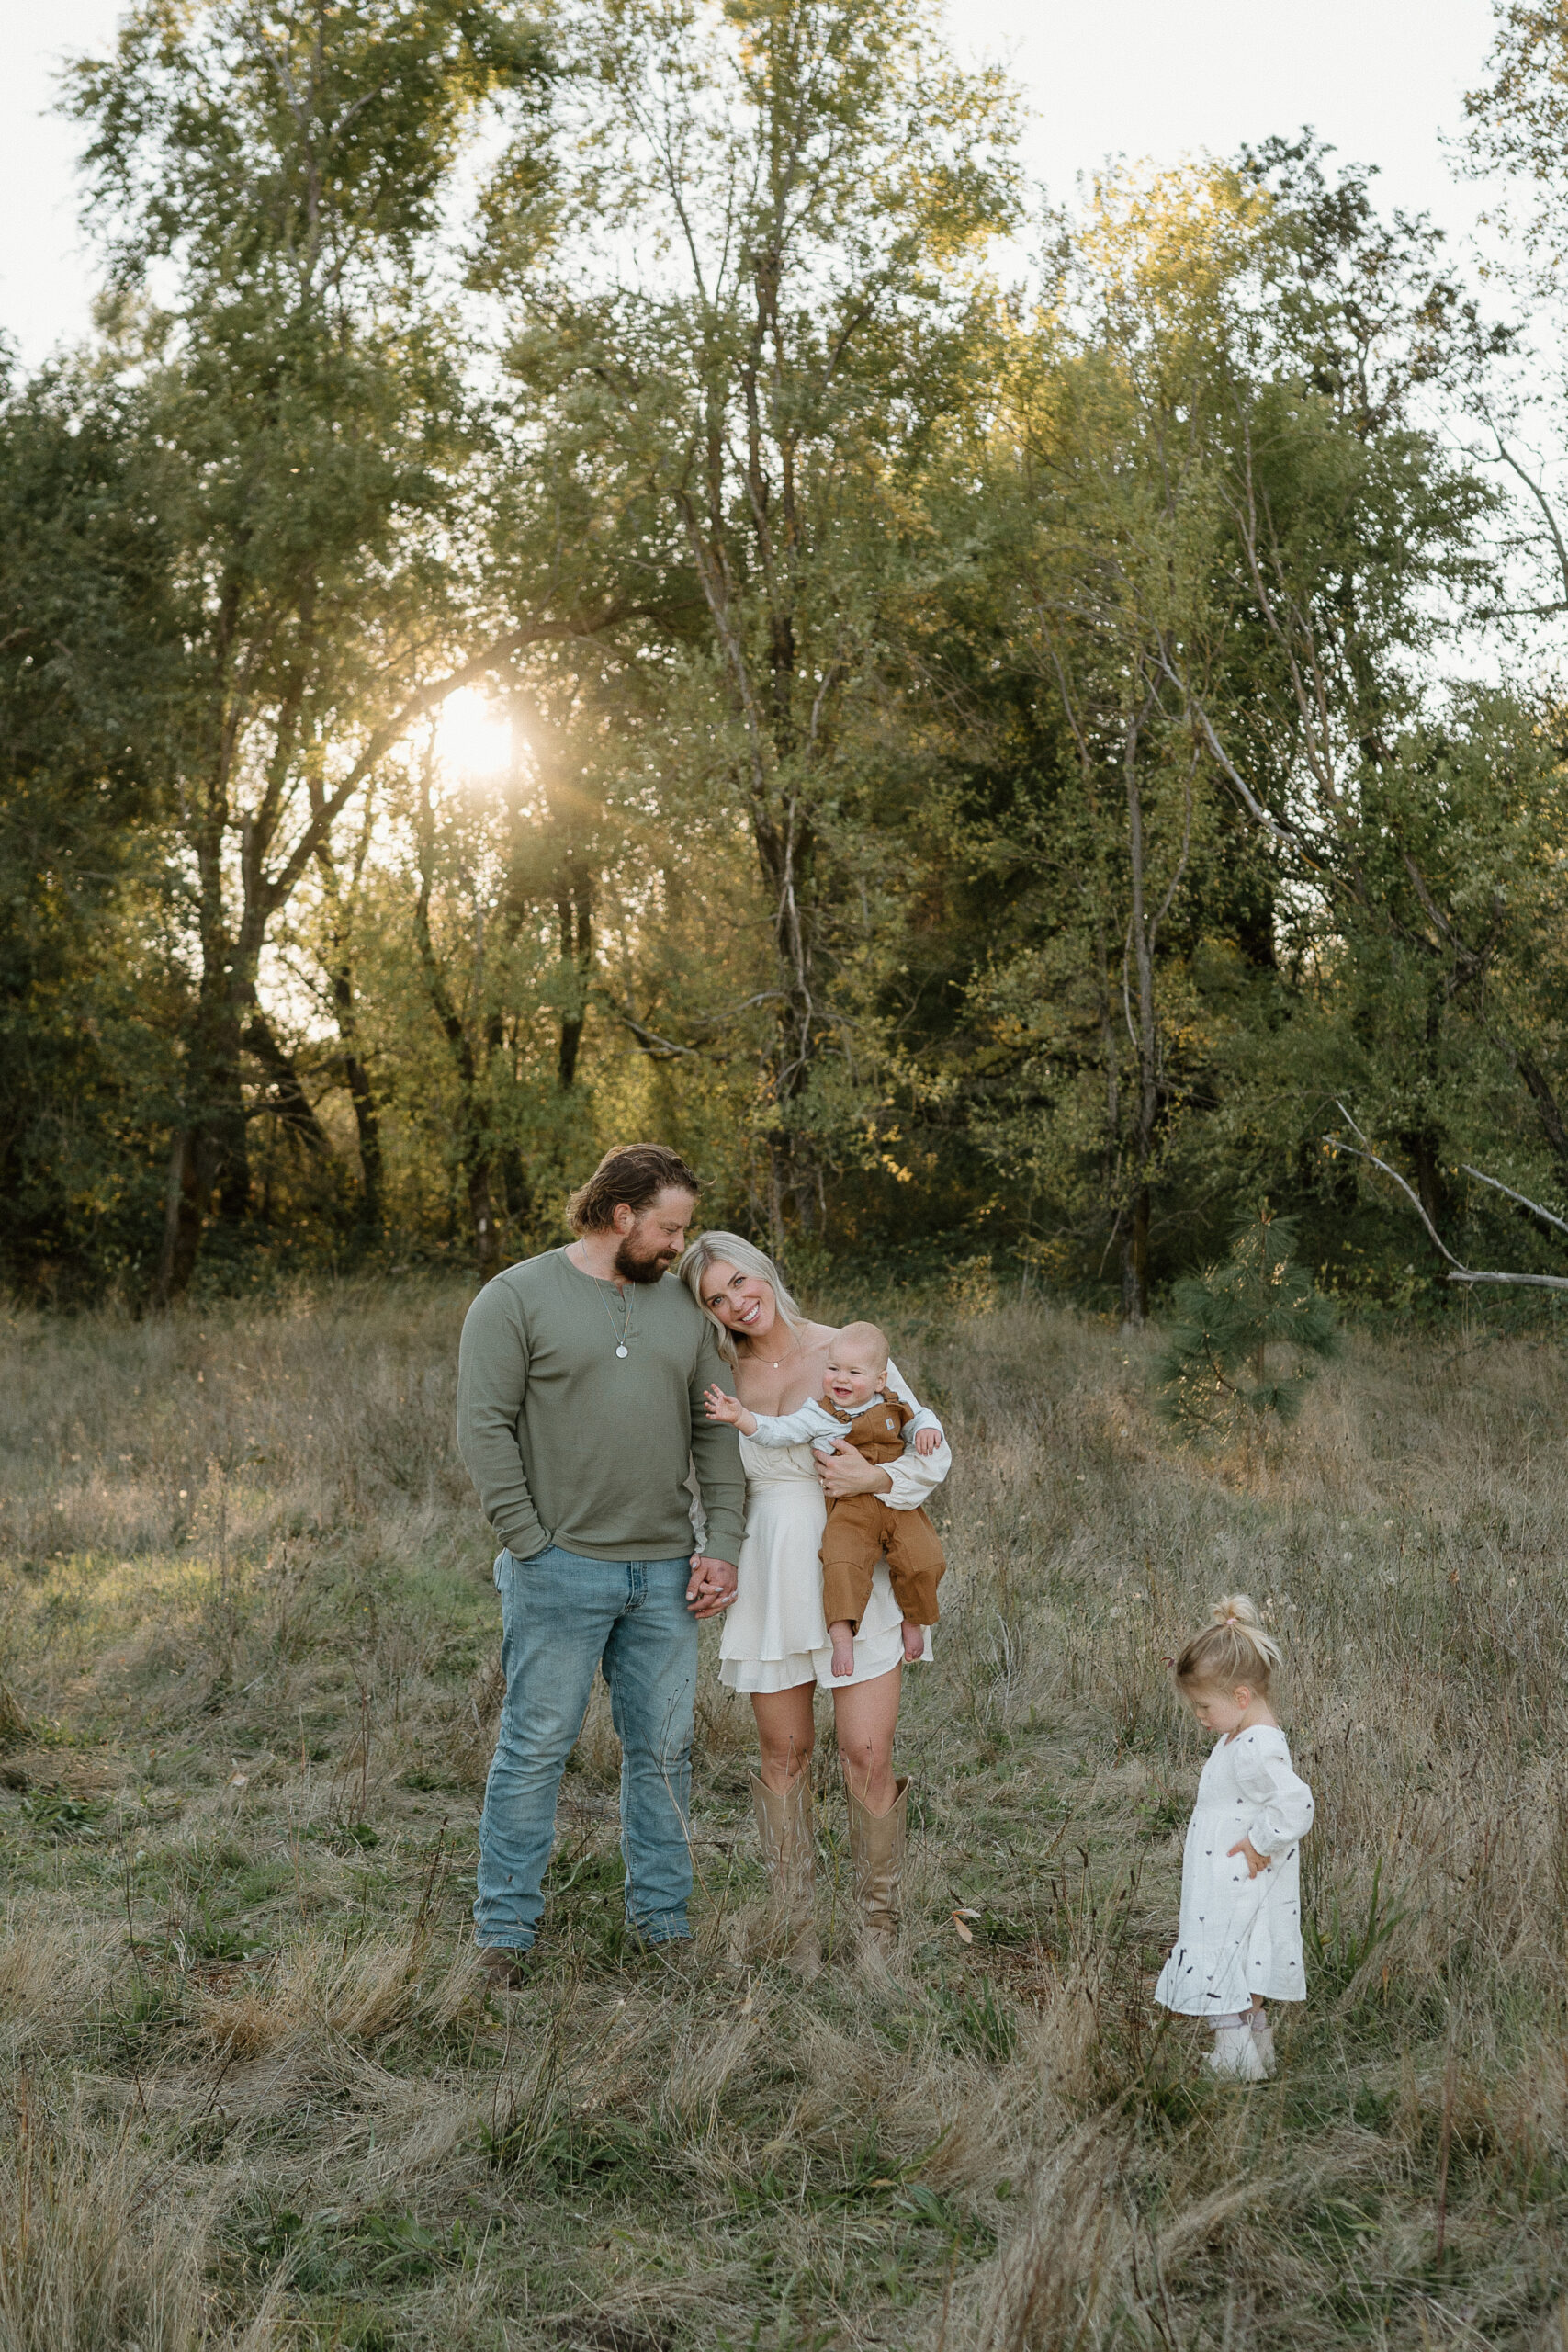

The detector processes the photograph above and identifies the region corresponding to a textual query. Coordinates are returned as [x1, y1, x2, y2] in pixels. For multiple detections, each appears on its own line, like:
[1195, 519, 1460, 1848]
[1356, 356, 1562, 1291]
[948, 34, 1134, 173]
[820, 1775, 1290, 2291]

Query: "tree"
[484, 0, 1020, 1245]
[67, 0, 612, 1300]
[1152, 1210, 1341, 1438]
[931, 165, 1272, 1317]
[0, 359, 181, 1295]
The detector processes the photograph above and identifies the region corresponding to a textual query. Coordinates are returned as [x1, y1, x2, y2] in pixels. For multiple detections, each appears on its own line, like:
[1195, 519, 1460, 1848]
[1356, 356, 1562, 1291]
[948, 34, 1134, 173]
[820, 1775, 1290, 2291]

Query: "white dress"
[1154, 1724, 1314, 2016]
[719, 1359, 950, 1694]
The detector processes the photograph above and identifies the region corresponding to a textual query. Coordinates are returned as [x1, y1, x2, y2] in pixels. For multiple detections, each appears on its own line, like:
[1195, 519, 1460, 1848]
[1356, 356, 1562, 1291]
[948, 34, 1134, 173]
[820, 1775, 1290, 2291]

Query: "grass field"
[3, 1278, 1568, 2350]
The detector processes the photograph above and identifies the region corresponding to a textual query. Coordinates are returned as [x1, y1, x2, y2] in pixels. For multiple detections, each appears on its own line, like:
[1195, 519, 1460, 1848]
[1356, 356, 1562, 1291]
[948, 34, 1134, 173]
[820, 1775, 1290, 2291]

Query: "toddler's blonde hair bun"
[1174, 1591, 1283, 1690]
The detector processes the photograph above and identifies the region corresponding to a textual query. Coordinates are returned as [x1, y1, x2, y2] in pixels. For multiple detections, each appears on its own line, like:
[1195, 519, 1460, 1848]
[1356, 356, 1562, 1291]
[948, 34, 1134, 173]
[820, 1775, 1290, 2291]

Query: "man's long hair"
[566, 1143, 703, 1234]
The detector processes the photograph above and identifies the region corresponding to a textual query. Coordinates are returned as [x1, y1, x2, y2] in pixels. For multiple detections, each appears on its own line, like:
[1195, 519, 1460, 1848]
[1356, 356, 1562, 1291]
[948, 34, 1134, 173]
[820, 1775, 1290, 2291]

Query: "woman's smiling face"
[699, 1259, 777, 1345]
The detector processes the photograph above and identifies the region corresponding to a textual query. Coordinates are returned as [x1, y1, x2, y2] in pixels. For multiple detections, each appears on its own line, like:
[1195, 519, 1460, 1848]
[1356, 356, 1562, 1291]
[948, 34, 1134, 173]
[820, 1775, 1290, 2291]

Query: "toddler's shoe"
[1208, 2024, 1269, 2082]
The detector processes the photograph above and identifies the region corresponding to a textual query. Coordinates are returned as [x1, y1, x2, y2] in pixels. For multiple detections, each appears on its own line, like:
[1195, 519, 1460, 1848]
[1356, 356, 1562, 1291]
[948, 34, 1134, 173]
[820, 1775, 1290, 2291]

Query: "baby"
[705, 1320, 947, 1678]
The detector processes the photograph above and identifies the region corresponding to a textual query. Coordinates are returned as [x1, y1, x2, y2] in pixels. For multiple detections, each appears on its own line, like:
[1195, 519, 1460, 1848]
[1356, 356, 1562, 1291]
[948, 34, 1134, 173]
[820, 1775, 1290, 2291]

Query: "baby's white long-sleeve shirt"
[747, 1391, 944, 1458]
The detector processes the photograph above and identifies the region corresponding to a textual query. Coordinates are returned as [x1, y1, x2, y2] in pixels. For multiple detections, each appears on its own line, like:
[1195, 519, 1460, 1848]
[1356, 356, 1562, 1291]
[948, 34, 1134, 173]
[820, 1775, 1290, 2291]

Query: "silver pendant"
[615, 1344, 628, 1358]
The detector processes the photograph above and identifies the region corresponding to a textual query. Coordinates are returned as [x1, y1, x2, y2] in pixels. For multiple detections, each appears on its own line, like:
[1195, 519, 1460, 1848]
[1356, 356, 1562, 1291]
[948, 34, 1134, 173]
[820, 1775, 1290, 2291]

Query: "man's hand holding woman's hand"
[686, 1555, 739, 1617]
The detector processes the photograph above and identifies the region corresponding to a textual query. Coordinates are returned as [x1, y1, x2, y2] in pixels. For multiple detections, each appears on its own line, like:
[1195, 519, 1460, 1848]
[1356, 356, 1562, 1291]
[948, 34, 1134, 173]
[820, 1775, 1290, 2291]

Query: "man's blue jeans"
[475, 1544, 698, 1951]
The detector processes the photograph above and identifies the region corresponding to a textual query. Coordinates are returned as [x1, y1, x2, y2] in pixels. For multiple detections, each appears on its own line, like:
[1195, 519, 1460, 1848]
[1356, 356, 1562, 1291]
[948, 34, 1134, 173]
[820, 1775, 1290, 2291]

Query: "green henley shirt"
[455, 1248, 747, 1566]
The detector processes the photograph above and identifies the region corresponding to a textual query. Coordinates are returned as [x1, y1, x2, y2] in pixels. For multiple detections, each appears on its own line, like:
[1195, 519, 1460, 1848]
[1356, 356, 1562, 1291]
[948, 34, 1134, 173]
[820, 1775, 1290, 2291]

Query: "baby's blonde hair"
[829, 1320, 889, 1366]
[1174, 1594, 1282, 1694]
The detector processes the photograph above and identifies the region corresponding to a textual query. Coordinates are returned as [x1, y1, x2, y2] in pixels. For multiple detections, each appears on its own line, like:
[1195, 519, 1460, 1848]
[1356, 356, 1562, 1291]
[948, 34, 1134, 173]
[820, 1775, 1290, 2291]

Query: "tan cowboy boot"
[750, 1770, 821, 1978]
[846, 1774, 910, 1951]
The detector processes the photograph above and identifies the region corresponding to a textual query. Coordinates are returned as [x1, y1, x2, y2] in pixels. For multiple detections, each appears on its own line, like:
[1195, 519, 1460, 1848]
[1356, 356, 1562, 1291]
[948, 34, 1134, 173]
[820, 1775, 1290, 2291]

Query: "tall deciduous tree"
[68, 0, 605, 1299]
[0, 360, 181, 1295]
[486, 0, 1020, 1243]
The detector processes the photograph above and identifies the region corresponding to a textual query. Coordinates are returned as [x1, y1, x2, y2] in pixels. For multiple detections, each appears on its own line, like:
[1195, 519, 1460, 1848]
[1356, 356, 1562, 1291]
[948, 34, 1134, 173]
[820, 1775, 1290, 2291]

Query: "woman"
[678, 1232, 951, 1973]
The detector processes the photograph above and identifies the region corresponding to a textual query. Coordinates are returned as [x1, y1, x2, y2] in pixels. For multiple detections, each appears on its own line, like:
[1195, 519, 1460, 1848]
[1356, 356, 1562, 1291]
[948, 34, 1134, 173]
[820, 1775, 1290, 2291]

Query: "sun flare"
[435, 687, 514, 781]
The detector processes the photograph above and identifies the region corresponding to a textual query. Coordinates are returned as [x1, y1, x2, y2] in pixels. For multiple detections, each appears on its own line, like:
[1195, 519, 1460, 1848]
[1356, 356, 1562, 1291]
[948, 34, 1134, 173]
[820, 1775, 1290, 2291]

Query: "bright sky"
[1, 0, 1506, 368]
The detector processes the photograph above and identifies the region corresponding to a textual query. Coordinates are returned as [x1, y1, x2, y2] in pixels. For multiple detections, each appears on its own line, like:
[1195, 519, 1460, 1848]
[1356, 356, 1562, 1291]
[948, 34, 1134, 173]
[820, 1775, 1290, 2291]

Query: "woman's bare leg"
[832, 1665, 901, 1815]
[750, 1684, 816, 1792]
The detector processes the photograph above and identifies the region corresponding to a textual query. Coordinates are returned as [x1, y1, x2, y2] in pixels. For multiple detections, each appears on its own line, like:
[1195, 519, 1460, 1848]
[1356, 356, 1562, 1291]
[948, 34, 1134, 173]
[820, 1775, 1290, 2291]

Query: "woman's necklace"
[598, 1282, 633, 1359]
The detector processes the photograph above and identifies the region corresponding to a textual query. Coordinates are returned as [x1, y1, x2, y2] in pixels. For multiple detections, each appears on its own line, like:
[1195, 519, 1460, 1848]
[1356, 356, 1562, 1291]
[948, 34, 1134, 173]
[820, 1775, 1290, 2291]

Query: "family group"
[456, 1143, 1314, 2084]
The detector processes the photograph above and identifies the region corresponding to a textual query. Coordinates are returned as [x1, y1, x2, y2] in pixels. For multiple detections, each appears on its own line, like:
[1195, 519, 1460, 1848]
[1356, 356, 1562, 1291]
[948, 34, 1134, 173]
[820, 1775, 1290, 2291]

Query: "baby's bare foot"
[829, 1622, 855, 1678]
[901, 1619, 926, 1662]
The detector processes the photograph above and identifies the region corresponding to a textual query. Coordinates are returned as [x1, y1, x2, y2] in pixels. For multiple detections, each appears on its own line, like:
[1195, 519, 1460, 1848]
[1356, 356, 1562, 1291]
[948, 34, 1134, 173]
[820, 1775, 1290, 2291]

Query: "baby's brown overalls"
[818, 1390, 946, 1634]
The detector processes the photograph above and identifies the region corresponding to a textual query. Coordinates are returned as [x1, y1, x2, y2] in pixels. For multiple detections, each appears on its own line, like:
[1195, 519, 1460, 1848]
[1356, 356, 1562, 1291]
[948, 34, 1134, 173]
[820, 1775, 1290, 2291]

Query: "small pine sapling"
[1152, 1211, 1341, 1439]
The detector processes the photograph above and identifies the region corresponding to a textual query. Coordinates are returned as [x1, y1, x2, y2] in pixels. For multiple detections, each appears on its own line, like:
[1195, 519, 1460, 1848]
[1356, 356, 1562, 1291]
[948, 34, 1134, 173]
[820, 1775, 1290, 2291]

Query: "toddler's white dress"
[1154, 1724, 1314, 2017]
[718, 1359, 948, 1694]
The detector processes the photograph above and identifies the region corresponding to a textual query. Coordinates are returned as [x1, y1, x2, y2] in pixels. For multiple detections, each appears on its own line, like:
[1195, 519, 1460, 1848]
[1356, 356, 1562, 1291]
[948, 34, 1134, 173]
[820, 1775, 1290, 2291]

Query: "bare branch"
[1152, 653, 1301, 850]
[1459, 1163, 1568, 1239]
[1327, 1110, 1568, 1291]
[1445, 1269, 1568, 1291]
[1480, 407, 1568, 610]
[1324, 1107, 1470, 1271]
[603, 1004, 696, 1060]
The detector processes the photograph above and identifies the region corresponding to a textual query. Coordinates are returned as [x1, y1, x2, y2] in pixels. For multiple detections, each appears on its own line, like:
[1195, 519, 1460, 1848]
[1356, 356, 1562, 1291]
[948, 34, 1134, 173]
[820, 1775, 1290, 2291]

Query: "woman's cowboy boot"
[846, 1775, 911, 1950]
[750, 1771, 821, 1978]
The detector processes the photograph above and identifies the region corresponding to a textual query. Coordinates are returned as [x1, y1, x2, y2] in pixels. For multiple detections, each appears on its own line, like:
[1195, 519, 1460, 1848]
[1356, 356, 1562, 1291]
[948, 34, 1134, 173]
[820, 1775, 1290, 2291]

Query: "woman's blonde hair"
[678, 1231, 807, 1365]
[1174, 1594, 1282, 1693]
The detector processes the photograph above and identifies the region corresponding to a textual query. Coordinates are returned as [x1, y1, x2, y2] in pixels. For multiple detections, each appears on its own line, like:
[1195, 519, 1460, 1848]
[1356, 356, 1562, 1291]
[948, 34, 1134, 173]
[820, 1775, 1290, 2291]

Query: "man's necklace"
[598, 1282, 633, 1358]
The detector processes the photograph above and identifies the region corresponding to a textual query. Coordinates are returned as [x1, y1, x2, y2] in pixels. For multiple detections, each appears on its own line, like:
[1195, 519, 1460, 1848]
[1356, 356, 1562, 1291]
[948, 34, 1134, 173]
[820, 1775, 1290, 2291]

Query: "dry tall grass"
[2, 1277, 1567, 2347]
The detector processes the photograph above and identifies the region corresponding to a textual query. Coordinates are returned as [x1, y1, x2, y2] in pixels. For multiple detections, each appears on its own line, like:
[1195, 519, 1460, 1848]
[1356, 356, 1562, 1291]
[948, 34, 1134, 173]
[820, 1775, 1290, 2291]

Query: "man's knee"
[609, 1676, 694, 1761]
[492, 1702, 583, 1772]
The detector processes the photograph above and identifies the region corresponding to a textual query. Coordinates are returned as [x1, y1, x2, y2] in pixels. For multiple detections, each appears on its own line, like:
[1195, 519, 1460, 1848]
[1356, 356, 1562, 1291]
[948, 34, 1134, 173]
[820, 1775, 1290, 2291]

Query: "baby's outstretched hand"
[704, 1385, 743, 1426]
[913, 1427, 942, 1457]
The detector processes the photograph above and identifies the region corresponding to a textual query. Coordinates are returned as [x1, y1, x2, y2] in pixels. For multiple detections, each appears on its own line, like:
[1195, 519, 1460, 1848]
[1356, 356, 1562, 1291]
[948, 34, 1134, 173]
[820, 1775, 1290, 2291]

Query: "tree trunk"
[1399, 1121, 1450, 1242]
[153, 969, 253, 1299]
[153, 1127, 202, 1309]
[502, 1146, 531, 1227]
[202, 997, 252, 1227]
[469, 1162, 500, 1281]
[1122, 706, 1159, 1327]
[313, 823, 383, 1242]
[1098, 919, 1120, 1203]
[556, 853, 592, 1087]
[1122, 1182, 1150, 1325]
[1508, 1043, 1568, 1183]
[343, 1047, 383, 1240]
[415, 767, 499, 1274]
[325, 967, 384, 1244]
[243, 1012, 332, 1155]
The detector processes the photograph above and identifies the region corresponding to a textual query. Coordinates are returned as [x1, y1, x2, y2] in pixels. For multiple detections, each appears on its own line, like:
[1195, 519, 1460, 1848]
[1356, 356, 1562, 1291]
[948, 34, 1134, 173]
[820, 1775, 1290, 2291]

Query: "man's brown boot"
[845, 1774, 910, 1951]
[479, 1945, 531, 1990]
[750, 1770, 821, 1979]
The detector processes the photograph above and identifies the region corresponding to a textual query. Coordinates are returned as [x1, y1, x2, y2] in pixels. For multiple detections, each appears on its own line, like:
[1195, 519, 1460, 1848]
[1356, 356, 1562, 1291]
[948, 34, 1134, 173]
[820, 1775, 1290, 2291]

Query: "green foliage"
[0, 360, 181, 1295]
[1151, 1211, 1342, 1435]
[7, 8, 1568, 1305]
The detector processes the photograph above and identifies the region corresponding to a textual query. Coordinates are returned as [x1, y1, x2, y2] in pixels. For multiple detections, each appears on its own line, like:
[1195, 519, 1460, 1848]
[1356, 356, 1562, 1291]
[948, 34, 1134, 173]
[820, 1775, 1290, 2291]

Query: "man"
[456, 1142, 744, 1982]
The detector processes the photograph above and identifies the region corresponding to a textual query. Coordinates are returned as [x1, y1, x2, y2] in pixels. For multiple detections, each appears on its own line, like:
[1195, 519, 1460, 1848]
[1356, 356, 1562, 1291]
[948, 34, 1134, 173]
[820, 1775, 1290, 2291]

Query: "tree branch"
[1459, 1163, 1568, 1239]
[1326, 1105, 1568, 1291]
[1324, 1105, 1469, 1269]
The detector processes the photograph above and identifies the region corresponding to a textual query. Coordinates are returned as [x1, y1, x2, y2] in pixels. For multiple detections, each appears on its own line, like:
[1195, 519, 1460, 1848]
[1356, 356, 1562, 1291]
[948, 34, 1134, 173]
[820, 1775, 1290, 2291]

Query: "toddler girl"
[1154, 1594, 1314, 2081]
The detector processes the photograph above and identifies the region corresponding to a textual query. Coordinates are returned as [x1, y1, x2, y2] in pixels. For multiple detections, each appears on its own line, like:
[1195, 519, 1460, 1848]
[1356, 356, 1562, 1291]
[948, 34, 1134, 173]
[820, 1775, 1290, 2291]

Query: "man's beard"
[615, 1236, 674, 1284]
